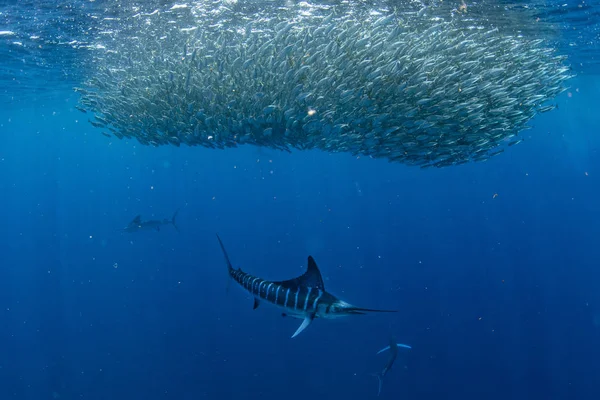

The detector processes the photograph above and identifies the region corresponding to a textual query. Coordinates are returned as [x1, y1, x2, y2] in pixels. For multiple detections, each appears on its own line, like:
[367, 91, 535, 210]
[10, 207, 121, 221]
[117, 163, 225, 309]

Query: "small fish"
[508, 139, 523, 147]
[75, 5, 571, 169]
[89, 120, 105, 128]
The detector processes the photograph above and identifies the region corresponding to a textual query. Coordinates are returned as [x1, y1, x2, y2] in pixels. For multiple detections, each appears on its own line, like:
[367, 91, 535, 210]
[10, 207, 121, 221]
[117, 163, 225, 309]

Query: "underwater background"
[1, 1, 599, 399]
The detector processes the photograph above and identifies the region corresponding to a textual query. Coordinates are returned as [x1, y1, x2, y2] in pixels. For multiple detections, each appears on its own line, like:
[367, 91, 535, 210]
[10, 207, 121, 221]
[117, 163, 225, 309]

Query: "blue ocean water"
[1, 1, 600, 400]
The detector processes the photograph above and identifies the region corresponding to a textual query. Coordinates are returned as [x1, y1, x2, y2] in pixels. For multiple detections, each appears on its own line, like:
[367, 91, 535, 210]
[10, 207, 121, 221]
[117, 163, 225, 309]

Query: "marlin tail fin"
[216, 234, 233, 271]
[370, 372, 384, 396]
[171, 208, 180, 232]
[216, 233, 234, 292]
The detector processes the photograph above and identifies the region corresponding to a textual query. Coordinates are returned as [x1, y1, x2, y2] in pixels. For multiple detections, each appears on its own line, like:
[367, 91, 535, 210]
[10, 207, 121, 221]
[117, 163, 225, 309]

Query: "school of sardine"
[75, 2, 573, 168]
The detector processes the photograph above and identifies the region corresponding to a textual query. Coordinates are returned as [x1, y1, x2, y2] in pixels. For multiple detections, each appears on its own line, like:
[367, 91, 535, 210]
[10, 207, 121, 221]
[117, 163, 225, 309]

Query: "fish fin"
[377, 345, 391, 354]
[291, 314, 314, 338]
[216, 234, 234, 272]
[377, 343, 412, 354]
[253, 298, 260, 310]
[373, 373, 383, 396]
[275, 256, 325, 290]
[281, 313, 287, 318]
[131, 215, 141, 224]
[304, 256, 325, 289]
[171, 208, 180, 232]
[216, 234, 235, 293]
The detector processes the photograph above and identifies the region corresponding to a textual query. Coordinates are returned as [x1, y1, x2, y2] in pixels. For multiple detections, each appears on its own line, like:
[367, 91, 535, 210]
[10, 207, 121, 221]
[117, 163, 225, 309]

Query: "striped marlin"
[216, 234, 397, 338]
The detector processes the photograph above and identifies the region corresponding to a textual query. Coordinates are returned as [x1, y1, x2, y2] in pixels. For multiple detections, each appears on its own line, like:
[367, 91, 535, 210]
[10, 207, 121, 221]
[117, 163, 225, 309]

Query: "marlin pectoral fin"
[281, 313, 287, 318]
[253, 298, 260, 310]
[377, 343, 412, 354]
[291, 314, 314, 338]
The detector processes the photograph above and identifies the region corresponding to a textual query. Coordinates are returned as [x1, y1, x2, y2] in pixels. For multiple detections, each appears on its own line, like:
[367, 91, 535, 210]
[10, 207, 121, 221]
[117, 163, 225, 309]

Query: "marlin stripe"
[275, 285, 281, 301]
[271, 284, 279, 303]
[285, 288, 290, 308]
[258, 281, 265, 298]
[256, 279, 262, 296]
[266, 283, 274, 301]
[294, 287, 299, 310]
[303, 287, 312, 311]
[256, 281, 262, 297]
[313, 289, 323, 310]
[281, 287, 289, 307]
[252, 278, 259, 295]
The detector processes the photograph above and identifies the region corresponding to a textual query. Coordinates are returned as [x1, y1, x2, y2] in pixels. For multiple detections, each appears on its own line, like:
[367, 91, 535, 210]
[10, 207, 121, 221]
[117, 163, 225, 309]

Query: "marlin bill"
[216, 234, 396, 338]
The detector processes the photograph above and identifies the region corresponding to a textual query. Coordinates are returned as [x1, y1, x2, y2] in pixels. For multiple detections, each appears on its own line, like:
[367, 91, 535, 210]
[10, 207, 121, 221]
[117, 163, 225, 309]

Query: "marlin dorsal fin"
[131, 215, 141, 224]
[300, 256, 325, 289]
[276, 256, 325, 290]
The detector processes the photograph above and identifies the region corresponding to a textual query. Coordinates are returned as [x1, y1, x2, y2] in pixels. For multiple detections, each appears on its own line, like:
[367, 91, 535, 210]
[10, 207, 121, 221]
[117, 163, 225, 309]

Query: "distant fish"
[372, 338, 412, 396]
[121, 209, 180, 233]
[88, 119, 105, 128]
[215, 234, 397, 338]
